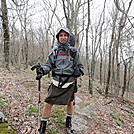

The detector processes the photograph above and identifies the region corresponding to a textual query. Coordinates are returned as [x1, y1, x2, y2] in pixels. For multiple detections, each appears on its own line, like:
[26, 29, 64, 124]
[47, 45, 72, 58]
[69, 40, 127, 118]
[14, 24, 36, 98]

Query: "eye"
[59, 34, 63, 37]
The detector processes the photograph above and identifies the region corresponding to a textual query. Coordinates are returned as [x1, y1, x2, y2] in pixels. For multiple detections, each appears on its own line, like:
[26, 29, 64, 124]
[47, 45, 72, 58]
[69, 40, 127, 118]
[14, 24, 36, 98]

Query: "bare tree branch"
[11, 0, 27, 6]
[114, 0, 134, 28]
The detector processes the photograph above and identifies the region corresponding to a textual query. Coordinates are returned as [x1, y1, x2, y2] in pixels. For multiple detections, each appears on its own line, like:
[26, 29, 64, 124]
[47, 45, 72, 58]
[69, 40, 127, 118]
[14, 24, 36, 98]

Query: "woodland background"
[0, 0, 134, 102]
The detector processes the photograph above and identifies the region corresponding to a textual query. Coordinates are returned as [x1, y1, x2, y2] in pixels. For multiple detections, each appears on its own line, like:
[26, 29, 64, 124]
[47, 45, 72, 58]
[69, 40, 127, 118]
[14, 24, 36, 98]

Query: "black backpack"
[69, 33, 75, 47]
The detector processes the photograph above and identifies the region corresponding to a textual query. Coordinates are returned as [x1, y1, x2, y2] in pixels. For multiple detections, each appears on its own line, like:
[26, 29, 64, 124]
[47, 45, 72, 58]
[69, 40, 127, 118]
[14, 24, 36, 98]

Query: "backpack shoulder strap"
[68, 46, 77, 59]
[52, 46, 59, 67]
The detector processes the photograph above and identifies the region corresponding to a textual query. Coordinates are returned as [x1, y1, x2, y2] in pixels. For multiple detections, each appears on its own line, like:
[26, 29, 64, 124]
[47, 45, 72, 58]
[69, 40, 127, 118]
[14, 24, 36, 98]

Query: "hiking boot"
[66, 116, 73, 133]
[66, 116, 72, 128]
[38, 120, 47, 134]
[66, 128, 75, 134]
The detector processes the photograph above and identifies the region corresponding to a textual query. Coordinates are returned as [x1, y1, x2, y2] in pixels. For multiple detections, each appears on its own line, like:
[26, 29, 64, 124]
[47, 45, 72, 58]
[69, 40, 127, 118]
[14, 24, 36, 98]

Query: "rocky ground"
[0, 67, 134, 134]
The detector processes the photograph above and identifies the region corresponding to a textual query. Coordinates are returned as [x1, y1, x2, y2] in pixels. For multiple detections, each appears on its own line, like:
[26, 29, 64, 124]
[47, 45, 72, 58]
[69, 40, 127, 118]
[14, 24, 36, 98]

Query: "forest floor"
[0, 66, 134, 134]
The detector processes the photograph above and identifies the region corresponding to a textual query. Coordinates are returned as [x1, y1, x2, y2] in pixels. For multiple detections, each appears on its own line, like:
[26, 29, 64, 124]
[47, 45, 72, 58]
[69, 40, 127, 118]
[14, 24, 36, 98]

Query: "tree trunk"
[114, 0, 133, 98]
[121, 63, 127, 97]
[1, 0, 10, 69]
[91, 56, 95, 81]
[105, 10, 118, 97]
[99, 49, 102, 85]
[111, 46, 116, 93]
[86, 0, 93, 94]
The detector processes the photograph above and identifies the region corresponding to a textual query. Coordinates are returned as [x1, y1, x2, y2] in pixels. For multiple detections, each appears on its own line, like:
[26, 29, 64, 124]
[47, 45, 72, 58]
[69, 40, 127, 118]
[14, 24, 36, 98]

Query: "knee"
[67, 101, 73, 107]
[44, 103, 53, 109]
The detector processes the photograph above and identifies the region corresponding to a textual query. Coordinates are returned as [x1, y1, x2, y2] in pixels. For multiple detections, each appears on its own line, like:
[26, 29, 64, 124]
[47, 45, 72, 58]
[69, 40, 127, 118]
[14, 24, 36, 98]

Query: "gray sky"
[29, 0, 134, 27]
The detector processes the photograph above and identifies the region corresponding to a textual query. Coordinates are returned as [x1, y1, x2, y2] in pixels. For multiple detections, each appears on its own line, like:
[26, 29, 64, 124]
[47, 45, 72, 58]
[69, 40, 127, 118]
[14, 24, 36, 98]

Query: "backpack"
[69, 33, 75, 47]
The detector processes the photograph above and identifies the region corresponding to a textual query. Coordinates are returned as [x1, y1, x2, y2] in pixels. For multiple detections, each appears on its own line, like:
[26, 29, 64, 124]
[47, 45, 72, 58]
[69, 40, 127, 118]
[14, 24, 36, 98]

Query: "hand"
[31, 64, 44, 80]
[73, 67, 84, 77]
[36, 74, 43, 80]
[36, 67, 44, 75]
[31, 64, 41, 71]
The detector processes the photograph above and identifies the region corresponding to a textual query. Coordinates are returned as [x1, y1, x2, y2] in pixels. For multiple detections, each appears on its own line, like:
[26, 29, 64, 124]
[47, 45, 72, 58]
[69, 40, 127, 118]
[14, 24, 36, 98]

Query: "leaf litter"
[0, 67, 134, 134]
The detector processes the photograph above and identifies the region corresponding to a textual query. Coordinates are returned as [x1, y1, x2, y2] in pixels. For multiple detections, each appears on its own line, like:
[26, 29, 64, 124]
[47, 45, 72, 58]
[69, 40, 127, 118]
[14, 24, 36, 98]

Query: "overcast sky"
[5, 0, 134, 33]
[28, 0, 134, 28]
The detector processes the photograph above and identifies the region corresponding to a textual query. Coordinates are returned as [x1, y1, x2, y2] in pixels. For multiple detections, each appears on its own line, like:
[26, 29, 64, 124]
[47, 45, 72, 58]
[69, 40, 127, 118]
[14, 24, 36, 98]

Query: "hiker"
[37, 27, 84, 134]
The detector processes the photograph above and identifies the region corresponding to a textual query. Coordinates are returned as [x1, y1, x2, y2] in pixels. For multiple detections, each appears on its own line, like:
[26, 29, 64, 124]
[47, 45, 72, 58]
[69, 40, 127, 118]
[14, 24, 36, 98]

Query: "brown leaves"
[0, 68, 40, 133]
[0, 68, 134, 134]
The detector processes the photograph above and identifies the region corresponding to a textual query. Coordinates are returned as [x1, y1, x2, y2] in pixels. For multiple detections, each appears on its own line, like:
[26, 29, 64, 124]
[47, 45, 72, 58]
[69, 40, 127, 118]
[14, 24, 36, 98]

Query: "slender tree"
[86, 0, 93, 94]
[114, 0, 133, 97]
[1, 0, 10, 69]
[105, 9, 118, 97]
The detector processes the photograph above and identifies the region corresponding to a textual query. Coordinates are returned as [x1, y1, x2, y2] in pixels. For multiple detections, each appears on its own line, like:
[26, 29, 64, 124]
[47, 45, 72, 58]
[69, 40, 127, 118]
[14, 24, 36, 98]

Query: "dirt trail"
[0, 67, 134, 134]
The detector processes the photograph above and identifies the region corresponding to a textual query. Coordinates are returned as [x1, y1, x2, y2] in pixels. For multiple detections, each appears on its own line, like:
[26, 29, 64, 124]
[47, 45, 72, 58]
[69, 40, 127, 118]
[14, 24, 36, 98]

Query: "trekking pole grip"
[31, 63, 43, 80]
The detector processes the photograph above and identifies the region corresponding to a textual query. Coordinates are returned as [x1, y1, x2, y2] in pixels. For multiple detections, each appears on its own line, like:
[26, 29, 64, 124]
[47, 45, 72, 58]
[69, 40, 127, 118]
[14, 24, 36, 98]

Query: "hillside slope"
[0, 67, 134, 134]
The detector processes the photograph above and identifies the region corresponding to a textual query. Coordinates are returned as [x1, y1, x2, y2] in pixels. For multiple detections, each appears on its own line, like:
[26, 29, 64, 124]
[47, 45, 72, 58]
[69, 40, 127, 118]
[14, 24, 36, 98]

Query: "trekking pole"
[31, 64, 43, 130]
[37, 78, 41, 129]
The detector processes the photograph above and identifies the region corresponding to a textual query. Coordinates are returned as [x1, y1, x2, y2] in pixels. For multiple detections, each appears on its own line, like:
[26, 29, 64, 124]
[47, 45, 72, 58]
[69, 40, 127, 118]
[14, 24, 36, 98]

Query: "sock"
[41, 118, 48, 122]
[66, 113, 73, 117]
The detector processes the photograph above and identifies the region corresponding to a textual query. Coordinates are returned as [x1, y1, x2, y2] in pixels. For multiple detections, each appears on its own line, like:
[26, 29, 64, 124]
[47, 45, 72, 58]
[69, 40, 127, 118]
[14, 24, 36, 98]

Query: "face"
[58, 31, 69, 43]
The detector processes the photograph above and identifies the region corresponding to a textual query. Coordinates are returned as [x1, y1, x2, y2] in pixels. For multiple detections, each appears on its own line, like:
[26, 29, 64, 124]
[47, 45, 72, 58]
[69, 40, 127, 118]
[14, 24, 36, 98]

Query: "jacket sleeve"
[43, 52, 53, 75]
[74, 51, 84, 76]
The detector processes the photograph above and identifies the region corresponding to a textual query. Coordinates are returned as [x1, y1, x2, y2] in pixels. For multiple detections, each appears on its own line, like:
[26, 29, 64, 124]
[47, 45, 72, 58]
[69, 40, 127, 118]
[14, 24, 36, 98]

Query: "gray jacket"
[43, 43, 84, 83]
[43, 27, 84, 83]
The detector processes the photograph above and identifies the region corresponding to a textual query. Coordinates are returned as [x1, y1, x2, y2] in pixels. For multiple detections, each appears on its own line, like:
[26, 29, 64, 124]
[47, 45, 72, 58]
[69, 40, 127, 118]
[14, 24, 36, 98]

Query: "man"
[37, 27, 84, 134]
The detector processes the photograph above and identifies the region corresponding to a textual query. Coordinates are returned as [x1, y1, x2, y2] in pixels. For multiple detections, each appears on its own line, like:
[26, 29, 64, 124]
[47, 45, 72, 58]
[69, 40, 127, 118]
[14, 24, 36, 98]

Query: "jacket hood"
[56, 27, 70, 40]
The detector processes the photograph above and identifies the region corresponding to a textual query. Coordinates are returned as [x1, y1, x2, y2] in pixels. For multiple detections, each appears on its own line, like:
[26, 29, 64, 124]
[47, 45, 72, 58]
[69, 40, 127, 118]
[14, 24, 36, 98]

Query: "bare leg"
[38, 103, 53, 133]
[67, 101, 74, 114]
[66, 100, 74, 131]
[42, 103, 53, 118]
